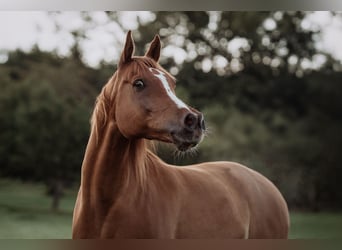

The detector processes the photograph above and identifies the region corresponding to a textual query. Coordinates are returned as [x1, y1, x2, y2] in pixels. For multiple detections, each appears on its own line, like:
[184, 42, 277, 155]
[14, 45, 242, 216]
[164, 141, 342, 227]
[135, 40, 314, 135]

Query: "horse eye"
[133, 80, 145, 91]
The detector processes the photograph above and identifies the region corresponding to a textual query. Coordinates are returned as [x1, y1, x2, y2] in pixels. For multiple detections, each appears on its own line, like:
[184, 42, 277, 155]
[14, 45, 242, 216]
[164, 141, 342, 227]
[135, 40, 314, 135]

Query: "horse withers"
[72, 31, 290, 238]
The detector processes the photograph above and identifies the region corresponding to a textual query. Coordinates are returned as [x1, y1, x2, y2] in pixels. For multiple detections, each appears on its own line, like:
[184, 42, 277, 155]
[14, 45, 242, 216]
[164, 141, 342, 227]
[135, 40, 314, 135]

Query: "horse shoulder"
[99, 165, 183, 238]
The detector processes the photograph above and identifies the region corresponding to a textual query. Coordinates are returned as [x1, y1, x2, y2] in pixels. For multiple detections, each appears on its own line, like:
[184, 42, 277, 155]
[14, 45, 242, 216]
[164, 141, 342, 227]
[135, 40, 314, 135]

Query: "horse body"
[72, 31, 289, 239]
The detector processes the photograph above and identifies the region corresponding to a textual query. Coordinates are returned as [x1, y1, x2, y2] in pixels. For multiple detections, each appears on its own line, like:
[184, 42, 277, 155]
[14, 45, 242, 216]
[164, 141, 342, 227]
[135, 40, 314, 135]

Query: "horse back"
[176, 161, 289, 238]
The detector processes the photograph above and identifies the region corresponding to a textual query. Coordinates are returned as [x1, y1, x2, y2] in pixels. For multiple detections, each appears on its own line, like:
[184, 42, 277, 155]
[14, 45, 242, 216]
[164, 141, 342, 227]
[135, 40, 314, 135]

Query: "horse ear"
[118, 30, 135, 67]
[145, 35, 161, 62]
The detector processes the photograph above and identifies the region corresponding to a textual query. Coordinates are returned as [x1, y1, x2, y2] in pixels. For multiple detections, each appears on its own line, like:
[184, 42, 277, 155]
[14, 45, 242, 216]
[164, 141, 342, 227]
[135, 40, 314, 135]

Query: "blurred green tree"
[0, 48, 109, 211]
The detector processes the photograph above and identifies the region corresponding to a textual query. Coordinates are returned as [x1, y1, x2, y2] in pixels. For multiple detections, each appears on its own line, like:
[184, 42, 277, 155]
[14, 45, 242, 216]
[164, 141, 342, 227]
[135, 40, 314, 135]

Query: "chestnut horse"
[72, 31, 289, 239]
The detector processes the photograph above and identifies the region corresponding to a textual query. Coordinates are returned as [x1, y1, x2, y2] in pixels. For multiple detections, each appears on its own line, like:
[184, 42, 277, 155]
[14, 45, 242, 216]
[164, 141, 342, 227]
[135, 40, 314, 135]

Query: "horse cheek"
[116, 106, 145, 138]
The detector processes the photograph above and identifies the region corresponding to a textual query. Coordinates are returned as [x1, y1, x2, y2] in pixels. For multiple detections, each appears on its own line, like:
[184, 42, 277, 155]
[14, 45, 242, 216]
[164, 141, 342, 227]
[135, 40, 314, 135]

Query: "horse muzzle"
[171, 112, 205, 151]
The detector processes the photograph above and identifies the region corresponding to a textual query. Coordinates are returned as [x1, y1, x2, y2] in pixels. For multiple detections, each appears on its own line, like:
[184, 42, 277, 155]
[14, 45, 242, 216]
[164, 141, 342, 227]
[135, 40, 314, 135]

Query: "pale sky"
[0, 11, 341, 68]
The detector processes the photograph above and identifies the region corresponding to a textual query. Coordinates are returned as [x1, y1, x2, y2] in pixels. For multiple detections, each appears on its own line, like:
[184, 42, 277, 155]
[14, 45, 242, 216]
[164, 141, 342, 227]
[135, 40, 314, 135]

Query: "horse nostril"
[197, 113, 205, 130]
[200, 118, 206, 130]
[184, 113, 197, 130]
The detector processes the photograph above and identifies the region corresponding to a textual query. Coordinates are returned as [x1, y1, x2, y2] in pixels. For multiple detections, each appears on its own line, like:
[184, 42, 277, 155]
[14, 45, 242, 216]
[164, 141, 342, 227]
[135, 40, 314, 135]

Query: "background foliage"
[0, 11, 342, 213]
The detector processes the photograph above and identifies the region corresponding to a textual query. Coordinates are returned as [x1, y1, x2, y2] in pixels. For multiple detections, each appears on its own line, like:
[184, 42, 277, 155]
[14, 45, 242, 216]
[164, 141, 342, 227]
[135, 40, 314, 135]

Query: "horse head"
[113, 31, 205, 151]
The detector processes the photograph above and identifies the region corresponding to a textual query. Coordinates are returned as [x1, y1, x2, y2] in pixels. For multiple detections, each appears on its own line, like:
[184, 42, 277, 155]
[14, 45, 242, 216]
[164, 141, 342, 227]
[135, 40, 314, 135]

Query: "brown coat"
[72, 31, 289, 239]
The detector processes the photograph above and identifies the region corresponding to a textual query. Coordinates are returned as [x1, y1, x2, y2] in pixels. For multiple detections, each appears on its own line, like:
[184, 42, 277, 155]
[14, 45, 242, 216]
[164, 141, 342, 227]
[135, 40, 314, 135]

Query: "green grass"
[0, 179, 76, 239]
[290, 212, 342, 239]
[0, 179, 342, 239]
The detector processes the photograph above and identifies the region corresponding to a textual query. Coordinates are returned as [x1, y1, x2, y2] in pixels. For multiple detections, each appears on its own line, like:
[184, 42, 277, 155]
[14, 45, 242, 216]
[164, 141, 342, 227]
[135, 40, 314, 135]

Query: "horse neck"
[80, 80, 152, 203]
[83, 125, 147, 194]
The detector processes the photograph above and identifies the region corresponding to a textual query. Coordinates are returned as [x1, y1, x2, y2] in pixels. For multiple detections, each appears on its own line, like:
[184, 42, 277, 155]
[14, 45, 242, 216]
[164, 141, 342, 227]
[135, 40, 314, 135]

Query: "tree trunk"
[49, 179, 64, 212]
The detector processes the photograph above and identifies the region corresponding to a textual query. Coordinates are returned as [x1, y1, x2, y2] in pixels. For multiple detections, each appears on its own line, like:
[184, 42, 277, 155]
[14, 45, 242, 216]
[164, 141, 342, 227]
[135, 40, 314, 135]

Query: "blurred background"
[0, 11, 342, 238]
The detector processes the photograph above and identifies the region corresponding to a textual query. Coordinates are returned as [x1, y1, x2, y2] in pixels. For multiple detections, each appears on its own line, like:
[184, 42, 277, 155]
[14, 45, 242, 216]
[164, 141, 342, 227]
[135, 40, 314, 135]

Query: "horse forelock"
[119, 56, 176, 83]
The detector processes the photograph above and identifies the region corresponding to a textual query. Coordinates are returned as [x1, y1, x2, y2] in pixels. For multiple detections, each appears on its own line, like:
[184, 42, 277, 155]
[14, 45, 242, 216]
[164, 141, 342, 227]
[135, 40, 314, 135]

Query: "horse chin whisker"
[172, 143, 199, 160]
[186, 145, 199, 157]
[172, 149, 185, 161]
[202, 126, 212, 138]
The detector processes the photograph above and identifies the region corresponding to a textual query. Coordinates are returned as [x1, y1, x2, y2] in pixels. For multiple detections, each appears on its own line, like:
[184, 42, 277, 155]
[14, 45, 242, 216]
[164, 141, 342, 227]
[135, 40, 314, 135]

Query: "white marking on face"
[149, 68, 189, 110]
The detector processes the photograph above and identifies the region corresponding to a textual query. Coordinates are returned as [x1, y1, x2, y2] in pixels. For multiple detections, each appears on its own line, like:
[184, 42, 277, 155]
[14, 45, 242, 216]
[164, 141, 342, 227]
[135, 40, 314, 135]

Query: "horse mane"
[90, 73, 116, 143]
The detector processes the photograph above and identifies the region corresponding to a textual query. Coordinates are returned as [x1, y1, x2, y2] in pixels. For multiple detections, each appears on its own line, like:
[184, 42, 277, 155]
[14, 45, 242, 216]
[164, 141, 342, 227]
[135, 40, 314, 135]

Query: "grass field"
[0, 179, 74, 239]
[0, 179, 341, 239]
